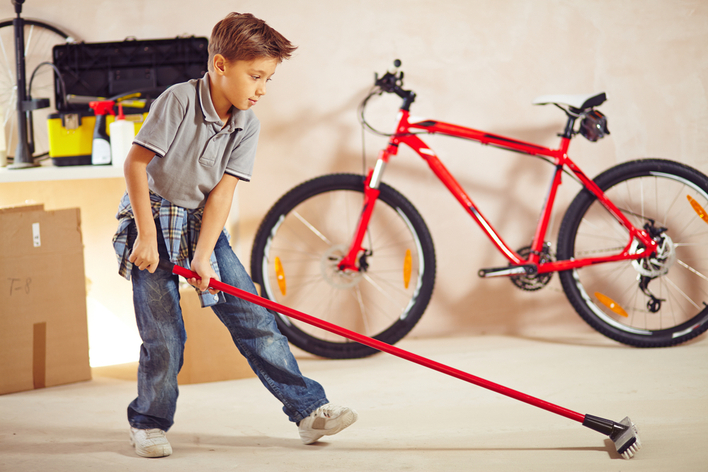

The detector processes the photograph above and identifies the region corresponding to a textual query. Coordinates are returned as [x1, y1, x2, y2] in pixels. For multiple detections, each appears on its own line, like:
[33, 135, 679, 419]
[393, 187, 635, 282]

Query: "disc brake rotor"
[630, 233, 676, 278]
[321, 244, 363, 289]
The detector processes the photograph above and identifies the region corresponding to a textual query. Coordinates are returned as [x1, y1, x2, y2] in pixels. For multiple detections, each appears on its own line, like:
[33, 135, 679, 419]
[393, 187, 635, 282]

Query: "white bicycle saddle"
[533, 92, 607, 110]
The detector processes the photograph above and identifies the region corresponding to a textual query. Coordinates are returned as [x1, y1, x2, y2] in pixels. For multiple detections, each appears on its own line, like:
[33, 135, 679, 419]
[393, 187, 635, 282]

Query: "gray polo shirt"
[134, 73, 260, 209]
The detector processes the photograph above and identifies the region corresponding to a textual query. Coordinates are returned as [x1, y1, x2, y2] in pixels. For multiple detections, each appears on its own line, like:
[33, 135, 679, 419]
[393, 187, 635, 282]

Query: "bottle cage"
[580, 110, 610, 142]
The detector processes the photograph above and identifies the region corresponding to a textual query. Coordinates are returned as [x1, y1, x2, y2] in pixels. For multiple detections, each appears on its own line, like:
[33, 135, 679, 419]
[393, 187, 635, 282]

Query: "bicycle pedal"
[478, 265, 536, 278]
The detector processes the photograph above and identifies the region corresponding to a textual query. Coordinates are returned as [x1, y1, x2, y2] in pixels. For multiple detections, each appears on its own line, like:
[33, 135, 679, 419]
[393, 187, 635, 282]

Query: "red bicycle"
[251, 60, 708, 358]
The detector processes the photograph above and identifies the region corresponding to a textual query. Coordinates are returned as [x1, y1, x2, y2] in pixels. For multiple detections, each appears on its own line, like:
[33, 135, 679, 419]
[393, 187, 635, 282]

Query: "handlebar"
[358, 60, 418, 136]
[374, 59, 416, 110]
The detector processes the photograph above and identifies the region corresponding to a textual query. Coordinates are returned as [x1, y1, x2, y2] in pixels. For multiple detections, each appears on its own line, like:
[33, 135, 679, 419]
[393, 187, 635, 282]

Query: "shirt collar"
[198, 73, 248, 133]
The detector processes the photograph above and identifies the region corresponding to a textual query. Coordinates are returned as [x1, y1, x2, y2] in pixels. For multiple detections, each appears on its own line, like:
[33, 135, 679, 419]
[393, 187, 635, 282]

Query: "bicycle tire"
[557, 158, 708, 347]
[250, 173, 436, 359]
[0, 19, 74, 162]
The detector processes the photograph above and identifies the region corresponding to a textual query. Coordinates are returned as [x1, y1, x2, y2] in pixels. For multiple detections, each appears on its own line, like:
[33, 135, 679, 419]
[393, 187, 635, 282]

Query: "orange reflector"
[274, 256, 286, 296]
[688, 195, 708, 223]
[403, 249, 412, 289]
[595, 292, 628, 318]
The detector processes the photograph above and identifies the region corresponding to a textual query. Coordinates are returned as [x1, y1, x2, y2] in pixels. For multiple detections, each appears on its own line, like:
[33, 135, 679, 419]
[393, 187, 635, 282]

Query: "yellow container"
[47, 112, 147, 166]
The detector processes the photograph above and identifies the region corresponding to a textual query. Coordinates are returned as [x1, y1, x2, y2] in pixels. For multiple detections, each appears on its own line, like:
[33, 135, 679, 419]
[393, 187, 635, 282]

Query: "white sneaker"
[298, 403, 358, 444]
[129, 427, 172, 458]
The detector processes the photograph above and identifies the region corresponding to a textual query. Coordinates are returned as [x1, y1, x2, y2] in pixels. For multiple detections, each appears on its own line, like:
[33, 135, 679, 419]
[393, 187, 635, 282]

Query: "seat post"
[561, 113, 578, 139]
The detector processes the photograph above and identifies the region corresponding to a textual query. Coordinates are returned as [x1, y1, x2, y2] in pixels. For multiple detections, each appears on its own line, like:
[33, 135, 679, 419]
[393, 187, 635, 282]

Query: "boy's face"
[216, 56, 279, 111]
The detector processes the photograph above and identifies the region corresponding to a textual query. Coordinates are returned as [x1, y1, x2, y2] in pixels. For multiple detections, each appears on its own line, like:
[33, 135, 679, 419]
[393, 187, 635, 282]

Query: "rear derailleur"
[632, 220, 673, 313]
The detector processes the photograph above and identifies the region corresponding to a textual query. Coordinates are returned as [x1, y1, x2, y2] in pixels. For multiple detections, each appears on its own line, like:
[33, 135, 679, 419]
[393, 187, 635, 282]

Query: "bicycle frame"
[338, 108, 658, 276]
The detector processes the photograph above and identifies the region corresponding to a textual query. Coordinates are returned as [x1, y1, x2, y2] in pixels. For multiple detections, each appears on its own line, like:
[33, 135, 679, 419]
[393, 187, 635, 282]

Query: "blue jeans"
[126, 221, 328, 431]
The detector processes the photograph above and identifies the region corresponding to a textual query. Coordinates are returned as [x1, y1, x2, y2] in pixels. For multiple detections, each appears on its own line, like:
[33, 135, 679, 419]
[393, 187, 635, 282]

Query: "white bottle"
[110, 104, 135, 168]
[90, 100, 112, 165]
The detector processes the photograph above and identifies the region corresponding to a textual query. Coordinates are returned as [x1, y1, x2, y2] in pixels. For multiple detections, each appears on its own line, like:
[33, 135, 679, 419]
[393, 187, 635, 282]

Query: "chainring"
[510, 244, 555, 291]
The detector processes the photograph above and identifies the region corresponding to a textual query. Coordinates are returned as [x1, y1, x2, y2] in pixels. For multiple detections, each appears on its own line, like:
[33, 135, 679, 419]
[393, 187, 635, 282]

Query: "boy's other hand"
[129, 235, 159, 273]
[189, 257, 220, 294]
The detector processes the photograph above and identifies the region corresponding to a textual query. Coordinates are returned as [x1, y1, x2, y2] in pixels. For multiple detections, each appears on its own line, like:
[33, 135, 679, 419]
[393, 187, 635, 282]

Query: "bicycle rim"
[559, 160, 708, 346]
[0, 19, 73, 161]
[254, 175, 435, 357]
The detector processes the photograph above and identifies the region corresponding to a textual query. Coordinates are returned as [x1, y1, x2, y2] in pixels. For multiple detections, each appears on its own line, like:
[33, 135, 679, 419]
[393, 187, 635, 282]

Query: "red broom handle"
[167, 262, 585, 424]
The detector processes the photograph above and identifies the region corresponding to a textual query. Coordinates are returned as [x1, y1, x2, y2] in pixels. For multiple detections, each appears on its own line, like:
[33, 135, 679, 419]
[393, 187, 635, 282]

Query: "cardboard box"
[0, 204, 91, 395]
[177, 288, 256, 385]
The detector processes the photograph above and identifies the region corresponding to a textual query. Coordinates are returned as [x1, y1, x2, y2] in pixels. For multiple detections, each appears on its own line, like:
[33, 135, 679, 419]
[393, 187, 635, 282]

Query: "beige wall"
[2, 0, 706, 362]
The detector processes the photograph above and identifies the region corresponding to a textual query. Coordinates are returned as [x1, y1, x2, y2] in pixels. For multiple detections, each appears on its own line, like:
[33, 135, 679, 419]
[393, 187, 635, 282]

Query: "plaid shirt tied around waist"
[112, 191, 227, 308]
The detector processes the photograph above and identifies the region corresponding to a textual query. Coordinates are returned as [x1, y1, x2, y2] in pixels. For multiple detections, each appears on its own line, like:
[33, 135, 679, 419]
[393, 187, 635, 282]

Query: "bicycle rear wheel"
[557, 159, 708, 347]
[0, 19, 74, 162]
[250, 173, 436, 359]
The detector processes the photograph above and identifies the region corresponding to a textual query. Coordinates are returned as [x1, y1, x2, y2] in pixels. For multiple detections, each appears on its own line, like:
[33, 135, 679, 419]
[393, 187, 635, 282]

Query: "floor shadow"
[367, 444, 611, 456]
[0, 424, 307, 457]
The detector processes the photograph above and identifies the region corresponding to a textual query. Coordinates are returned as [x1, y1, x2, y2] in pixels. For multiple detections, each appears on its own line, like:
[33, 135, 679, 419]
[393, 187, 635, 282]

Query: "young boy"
[112, 13, 357, 458]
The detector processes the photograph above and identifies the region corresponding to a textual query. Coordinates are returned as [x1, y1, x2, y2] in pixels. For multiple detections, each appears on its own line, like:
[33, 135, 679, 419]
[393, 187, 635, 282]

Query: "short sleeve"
[133, 89, 187, 157]
[225, 117, 260, 182]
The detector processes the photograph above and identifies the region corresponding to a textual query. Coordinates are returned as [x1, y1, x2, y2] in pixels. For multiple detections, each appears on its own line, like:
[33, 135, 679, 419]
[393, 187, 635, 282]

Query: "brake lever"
[374, 59, 404, 92]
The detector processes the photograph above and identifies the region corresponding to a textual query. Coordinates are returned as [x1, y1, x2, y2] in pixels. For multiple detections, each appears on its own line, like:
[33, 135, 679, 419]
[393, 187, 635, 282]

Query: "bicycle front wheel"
[0, 19, 74, 162]
[251, 173, 436, 358]
[557, 159, 708, 347]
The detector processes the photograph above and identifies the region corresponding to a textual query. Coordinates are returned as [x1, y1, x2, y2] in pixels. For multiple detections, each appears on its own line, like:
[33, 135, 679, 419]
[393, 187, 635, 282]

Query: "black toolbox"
[49, 36, 208, 165]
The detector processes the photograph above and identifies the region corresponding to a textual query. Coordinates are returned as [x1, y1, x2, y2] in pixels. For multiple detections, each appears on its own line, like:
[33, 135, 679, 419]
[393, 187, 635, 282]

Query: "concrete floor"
[1, 332, 707, 471]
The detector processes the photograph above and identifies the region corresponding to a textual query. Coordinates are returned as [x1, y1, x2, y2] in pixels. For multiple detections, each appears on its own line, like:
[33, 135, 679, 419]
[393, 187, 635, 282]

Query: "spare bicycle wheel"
[0, 19, 75, 163]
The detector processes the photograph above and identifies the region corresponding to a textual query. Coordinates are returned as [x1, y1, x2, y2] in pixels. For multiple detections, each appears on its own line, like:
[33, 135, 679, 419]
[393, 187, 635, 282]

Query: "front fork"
[337, 159, 387, 272]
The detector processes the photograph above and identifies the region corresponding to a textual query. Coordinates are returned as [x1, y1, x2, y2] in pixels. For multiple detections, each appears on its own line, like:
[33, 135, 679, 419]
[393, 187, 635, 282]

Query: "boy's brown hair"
[208, 13, 297, 70]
